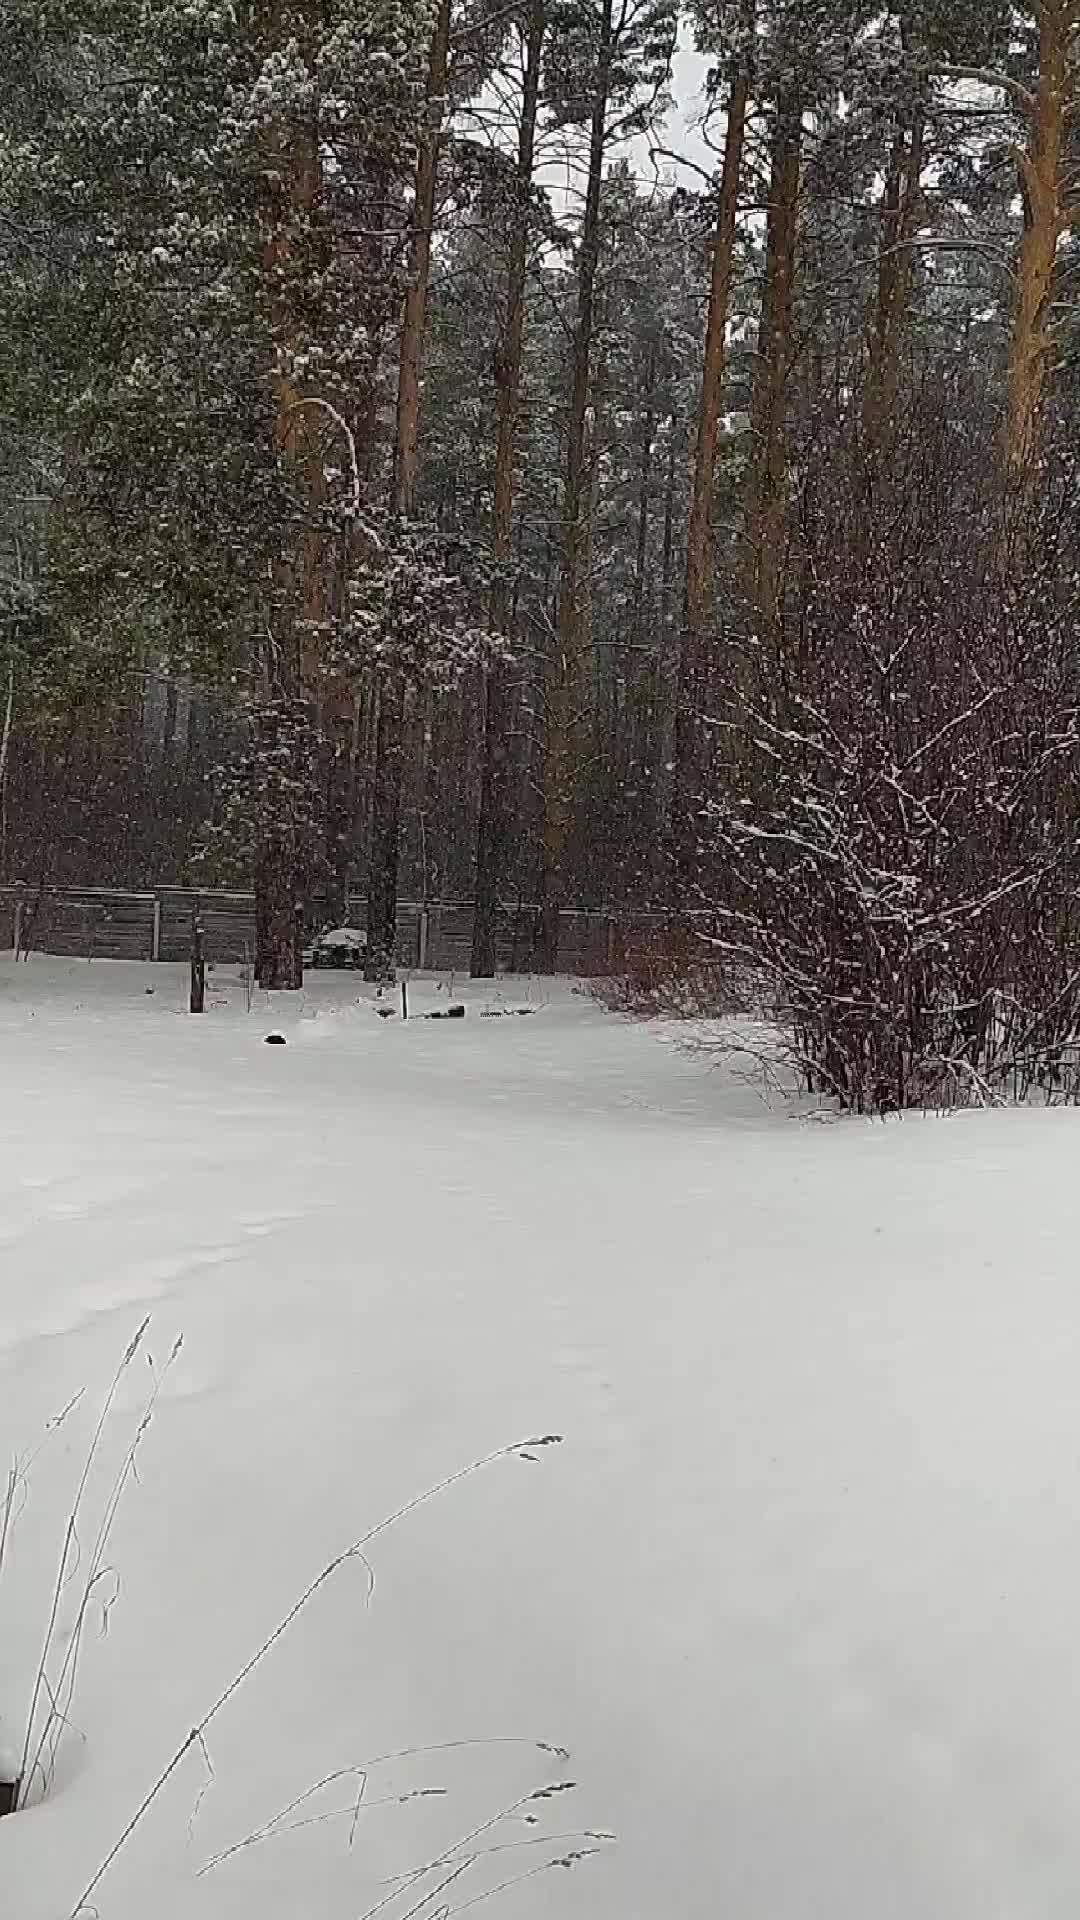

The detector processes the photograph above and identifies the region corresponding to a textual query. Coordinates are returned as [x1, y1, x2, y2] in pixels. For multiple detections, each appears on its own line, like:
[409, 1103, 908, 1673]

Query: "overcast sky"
[486, 29, 717, 221]
[637, 35, 715, 188]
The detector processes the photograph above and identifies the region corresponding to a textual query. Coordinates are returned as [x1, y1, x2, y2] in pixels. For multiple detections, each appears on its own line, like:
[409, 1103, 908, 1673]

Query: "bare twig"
[67, 1436, 563, 1917]
[18, 1320, 153, 1807]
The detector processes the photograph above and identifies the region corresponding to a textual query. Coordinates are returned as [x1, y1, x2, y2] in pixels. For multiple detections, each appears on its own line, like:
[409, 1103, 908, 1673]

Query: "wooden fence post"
[151, 892, 162, 963]
[418, 907, 429, 972]
[189, 900, 206, 1013]
[12, 893, 23, 961]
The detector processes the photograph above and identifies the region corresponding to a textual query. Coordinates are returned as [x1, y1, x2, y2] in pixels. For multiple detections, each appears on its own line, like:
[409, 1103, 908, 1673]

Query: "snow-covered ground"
[4, 957, 1080, 1919]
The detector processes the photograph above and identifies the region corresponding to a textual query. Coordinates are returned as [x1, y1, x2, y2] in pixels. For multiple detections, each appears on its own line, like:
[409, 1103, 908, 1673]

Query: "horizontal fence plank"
[0, 885, 662, 973]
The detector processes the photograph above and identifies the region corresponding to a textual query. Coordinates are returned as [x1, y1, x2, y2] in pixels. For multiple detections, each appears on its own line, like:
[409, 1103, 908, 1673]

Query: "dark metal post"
[190, 899, 206, 1013]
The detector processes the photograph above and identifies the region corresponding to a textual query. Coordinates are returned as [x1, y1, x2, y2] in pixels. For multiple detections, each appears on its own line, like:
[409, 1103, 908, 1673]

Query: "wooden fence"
[0, 885, 647, 974]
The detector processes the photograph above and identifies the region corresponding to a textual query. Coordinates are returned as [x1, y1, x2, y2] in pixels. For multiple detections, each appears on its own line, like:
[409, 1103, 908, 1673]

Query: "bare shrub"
[676, 402, 1080, 1114]
[0, 1323, 177, 1815]
[594, 923, 740, 1019]
[3, 1357, 589, 1905]
[66, 1433, 578, 1918]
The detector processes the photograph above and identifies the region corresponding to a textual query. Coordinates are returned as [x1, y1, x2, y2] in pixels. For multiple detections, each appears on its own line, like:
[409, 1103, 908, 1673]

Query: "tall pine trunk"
[672, 33, 751, 893]
[862, 102, 924, 475]
[393, 0, 450, 519]
[742, 89, 801, 653]
[652, 410, 680, 886]
[472, 0, 546, 978]
[537, 0, 612, 973]
[256, 842, 302, 990]
[366, 0, 451, 981]
[256, 33, 324, 990]
[633, 344, 658, 641]
[367, 677, 406, 980]
[1004, 2, 1075, 479]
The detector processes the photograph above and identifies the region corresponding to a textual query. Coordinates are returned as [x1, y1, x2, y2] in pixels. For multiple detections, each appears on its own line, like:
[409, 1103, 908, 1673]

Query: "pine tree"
[674, 2, 754, 882]
[471, 0, 549, 978]
[1, 0, 433, 982]
[535, 0, 677, 969]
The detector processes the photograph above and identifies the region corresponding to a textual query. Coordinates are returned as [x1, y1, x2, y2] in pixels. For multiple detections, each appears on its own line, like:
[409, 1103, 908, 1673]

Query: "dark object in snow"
[376, 1006, 396, 1019]
[0, 1776, 18, 1818]
[189, 901, 206, 1014]
[479, 1006, 537, 1019]
[264, 1032, 287, 1045]
[427, 1004, 466, 1021]
[144, 986, 155, 995]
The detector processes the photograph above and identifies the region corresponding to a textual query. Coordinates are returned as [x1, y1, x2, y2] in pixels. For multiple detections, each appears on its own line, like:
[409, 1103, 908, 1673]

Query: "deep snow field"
[3, 956, 1080, 1919]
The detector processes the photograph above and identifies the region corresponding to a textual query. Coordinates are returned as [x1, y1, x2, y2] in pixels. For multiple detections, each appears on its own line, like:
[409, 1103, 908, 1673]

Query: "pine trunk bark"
[365, 678, 406, 980]
[537, 0, 612, 973]
[367, 0, 451, 980]
[742, 91, 802, 650]
[633, 345, 658, 642]
[472, 667, 509, 976]
[162, 672, 179, 765]
[394, 0, 451, 520]
[324, 699, 357, 926]
[256, 844, 303, 989]
[652, 411, 680, 887]
[472, 0, 545, 978]
[1003, 2, 1074, 478]
[682, 43, 751, 633]
[862, 101, 925, 474]
[0, 661, 14, 885]
[672, 44, 750, 894]
[256, 51, 325, 990]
